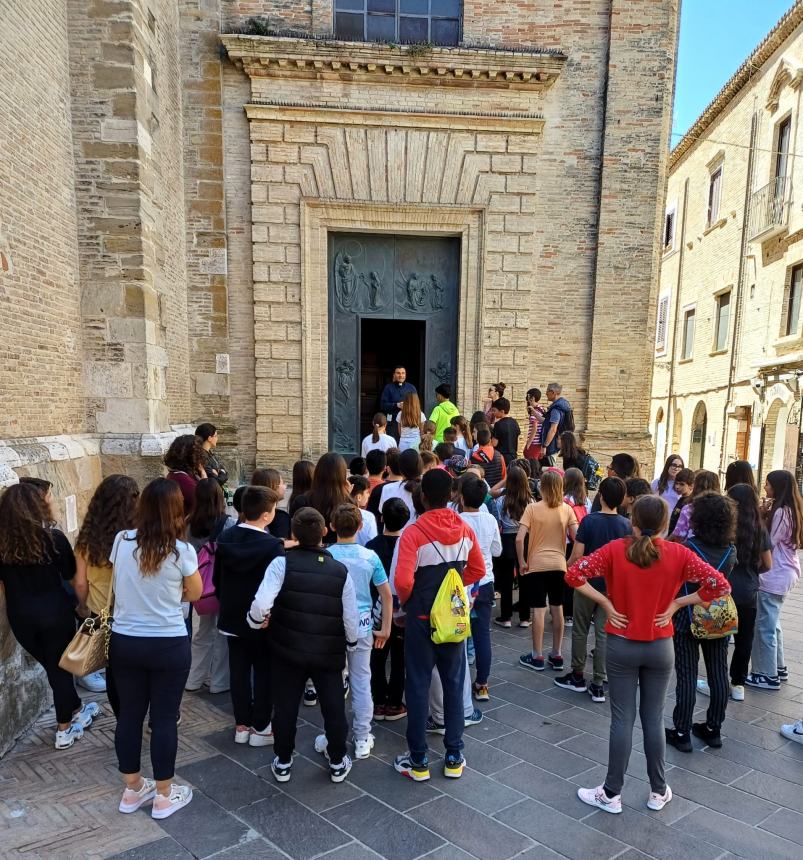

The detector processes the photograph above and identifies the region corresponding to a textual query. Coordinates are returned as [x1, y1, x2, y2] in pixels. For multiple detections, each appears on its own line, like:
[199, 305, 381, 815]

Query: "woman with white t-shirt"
[398, 392, 427, 452]
[380, 449, 422, 523]
[109, 478, 202, 821]
[361, 413, 397, 458]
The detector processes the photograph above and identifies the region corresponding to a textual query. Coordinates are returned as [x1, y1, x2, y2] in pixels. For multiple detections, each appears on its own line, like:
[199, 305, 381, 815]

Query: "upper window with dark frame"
[786, 264, 803, 336]
[334, 0, 462, 45]
[707, 166, 722, 227]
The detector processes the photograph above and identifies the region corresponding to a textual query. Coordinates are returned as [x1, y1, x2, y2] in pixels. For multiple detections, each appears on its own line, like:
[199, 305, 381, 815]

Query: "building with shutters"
[650, 1, 803, 485]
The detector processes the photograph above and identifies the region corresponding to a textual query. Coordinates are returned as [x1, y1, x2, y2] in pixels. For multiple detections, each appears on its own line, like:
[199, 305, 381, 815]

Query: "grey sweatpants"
[604, 635, 674, 796]
[571, 591, 607, 685]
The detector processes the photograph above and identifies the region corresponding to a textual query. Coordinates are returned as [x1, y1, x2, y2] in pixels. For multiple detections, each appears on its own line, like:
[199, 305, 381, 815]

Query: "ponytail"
[625, 534, 660, 568]
[626, 495, 668, 568]
[371, 412, 387, 445]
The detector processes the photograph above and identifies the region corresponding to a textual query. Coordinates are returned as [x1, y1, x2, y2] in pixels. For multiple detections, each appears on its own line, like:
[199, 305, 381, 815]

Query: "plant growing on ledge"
[400, 41, 434, 58]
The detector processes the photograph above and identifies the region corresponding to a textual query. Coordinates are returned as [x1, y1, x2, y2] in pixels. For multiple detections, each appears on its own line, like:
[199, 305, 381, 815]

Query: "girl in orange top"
[565, 495, 730, 815]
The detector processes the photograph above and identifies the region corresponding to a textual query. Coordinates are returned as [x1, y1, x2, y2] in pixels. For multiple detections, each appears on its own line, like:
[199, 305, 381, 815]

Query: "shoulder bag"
[59, 534, 121, 676]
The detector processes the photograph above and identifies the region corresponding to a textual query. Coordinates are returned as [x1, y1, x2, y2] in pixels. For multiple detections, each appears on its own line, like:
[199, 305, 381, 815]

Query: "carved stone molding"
[245, 101, 543, 134]
[223, 34, 565, 91]
[766, 59, 803, 113]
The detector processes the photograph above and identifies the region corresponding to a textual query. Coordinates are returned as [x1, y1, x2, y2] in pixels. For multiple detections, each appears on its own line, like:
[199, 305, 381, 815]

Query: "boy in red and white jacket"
[391, 469, 484, 782]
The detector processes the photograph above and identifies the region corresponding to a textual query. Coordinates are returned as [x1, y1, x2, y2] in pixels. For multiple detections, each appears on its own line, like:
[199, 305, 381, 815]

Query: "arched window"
[689, 401, 707, 470]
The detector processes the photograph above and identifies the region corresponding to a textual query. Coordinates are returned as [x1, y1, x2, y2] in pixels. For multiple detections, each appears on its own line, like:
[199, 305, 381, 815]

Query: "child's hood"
[416, 507, 471, 544]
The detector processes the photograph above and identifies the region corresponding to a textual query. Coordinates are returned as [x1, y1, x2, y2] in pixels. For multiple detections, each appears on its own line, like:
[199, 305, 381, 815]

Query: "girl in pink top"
[746, 470, 803, 689]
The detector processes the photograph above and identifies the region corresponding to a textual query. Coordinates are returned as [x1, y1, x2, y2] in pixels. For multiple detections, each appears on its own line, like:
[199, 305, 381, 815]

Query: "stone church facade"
[0, 0, 677, 749]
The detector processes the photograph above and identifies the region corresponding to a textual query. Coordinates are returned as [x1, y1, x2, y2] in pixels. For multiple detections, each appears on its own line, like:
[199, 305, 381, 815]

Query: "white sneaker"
[314, 733, 329, 758]
[780, 720, 803, 744]
[577, 785, 622, 814]
[55, 723, 84, 750]
[234, 727, 250, 744]
[696, 679, 710, 697]
[77, 671, 107, 693]
[119, 777, 157, 813]
[647, 785, 672, 811]
[72, 701, 101, 729]
[354, 734, 375, 759]
[730, 684, 745, 702]
[249, 725, 273, 747]
[151, 785, 193, 820]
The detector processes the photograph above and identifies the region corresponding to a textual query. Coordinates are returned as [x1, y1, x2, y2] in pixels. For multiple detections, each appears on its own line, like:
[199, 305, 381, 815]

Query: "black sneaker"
[692, 722, 722, 748]
[271, 757, 293, 782]
[303, 687, 318, 707]
[588, 683, 606, 703]
[564, 616, 574, 627]
[548, 654, 564, 671]
[554, 673, 587, 692]
[778, 665, 789, 682]
[665, 728, 692, 753]
[329, 755, 353, 783]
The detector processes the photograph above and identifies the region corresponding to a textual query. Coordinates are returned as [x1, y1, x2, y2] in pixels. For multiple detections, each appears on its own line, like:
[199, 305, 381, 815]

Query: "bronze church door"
[328, 233, 460, 456]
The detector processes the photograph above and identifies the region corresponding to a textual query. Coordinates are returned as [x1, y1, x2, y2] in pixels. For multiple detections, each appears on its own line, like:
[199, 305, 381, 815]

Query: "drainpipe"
[719, 110, 759, 478]
[665, 176, 689, 461]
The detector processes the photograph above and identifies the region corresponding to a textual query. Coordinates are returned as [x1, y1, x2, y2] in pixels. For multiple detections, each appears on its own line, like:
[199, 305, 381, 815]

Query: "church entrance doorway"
[328, 232, 460, 457]
[359, 318, 425, 444]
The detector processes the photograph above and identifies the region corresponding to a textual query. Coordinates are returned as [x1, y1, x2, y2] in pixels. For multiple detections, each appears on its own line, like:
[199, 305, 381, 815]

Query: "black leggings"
[730, 604, 757, 686]
[110, 633, 190, 781]
[370, 623, 405, 707]
[10, 602, 80, 724]
[493, 541, 528, 623]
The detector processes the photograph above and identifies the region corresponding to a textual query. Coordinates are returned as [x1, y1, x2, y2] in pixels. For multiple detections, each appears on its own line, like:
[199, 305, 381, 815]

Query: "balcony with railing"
[748, 175, 790, 241]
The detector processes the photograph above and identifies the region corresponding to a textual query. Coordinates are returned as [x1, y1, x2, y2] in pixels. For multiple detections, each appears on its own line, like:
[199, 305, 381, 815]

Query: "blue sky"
[672, 0, 793, 141]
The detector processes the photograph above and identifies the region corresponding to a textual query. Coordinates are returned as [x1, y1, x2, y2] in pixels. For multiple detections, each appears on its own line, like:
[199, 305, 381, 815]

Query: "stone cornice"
[222, 34, 565, 90]
[245, 100, 544, 133]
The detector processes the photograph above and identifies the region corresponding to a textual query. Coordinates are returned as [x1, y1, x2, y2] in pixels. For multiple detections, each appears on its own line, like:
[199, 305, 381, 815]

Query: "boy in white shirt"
[319, 503, 392, 760]
[349, 475, 378, 546]
[459, 475, 502, 701]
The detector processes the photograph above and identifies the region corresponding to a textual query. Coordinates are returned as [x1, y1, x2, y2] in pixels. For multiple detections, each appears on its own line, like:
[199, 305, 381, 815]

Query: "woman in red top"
[565, 495, 730, 815]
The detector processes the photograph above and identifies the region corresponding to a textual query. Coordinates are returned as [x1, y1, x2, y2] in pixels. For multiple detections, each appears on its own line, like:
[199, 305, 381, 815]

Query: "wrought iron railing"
[749, 175, 789, 238]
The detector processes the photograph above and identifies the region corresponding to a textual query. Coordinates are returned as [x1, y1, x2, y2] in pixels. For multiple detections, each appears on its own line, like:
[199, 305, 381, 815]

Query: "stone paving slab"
[1, 588, 803, 859]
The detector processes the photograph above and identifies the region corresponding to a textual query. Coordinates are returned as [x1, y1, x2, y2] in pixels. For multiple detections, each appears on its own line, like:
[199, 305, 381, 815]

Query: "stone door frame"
[300, 200, 485, 458]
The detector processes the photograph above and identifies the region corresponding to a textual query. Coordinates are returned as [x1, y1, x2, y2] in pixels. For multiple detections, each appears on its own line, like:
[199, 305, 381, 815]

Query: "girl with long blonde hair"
[398, 392, 426, 452]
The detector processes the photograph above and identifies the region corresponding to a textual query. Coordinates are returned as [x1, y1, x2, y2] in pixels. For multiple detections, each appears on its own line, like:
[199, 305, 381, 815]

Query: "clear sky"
[672, 0, 794, 142]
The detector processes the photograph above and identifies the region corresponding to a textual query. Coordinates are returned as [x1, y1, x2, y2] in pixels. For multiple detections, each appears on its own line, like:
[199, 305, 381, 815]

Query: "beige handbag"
[59, 538, 118, 676]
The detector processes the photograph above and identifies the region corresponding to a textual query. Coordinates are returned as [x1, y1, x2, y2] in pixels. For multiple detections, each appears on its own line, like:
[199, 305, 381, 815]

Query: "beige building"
[1, 0, 678, 750]
[651, 2, 803, 485]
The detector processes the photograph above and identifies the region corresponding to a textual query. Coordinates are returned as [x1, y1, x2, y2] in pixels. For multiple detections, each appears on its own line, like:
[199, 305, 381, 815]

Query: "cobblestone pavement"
[2, 589, 803, 860]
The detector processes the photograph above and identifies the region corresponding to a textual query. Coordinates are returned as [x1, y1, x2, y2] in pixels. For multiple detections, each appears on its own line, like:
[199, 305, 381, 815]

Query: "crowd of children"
[1, 409, 803, 823]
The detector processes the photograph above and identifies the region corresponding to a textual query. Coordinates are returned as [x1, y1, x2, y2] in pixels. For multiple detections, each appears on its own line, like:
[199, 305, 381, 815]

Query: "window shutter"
[655, 295, 669, 352]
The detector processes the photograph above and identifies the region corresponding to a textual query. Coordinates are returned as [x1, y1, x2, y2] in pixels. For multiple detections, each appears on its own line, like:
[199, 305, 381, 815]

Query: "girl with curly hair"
[164, 434, 206, 514]
[0, 483, 100, 749]
[73, 474, 140, 706]
[666, 492, 737, 753]
[110, 478, 202, 820]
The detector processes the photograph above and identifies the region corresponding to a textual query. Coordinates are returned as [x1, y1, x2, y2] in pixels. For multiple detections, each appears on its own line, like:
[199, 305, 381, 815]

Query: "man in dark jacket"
[213, 486, 283, 747]
[541, 383, 574, 464]
[248, 507, 360, 784]
[379, 366, 418, 440]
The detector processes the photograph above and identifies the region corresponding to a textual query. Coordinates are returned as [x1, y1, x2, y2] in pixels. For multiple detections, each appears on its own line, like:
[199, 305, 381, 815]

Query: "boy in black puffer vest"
[213, 486, 284, 748]
[247, 507, 360, 784]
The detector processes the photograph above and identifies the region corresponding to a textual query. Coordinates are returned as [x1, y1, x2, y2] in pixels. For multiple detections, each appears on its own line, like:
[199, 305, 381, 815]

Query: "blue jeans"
[405, 615, 465, 762]
[751, 591, 786, 677]
[470, 583, 494, 686]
